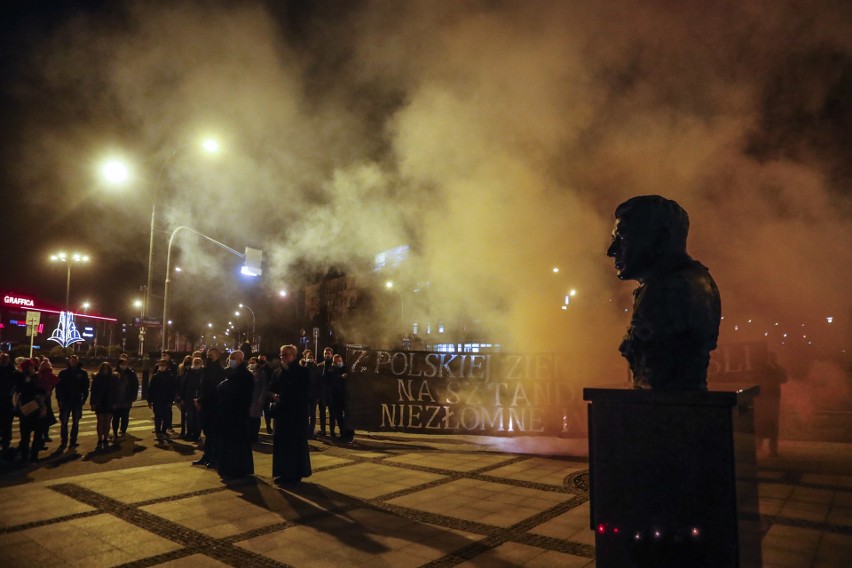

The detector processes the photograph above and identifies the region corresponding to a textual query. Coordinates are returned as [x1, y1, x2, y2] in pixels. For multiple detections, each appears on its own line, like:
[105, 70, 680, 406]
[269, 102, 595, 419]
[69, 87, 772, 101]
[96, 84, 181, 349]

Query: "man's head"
[280, 344, 298, 365]
[607, 195, 690, 282]
[333, 354, 344, 367]
[207, 348, 220, 361]
[67, 354, 79, 368]
[323, 347, 333, 360]
[229, 350, 245, 368]
[161, 350, 171, 360]
[158, 359, 169, 372]
[192, 357, 203, 368]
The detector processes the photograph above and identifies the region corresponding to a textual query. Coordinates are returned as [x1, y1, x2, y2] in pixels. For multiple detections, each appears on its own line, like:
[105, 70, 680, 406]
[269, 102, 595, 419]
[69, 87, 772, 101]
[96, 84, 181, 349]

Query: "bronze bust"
[607, 196, 721, 390]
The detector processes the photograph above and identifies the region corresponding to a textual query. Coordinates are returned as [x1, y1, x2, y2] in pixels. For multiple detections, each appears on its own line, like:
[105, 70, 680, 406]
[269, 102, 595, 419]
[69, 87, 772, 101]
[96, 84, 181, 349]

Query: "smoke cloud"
[5, 0, 851, 388]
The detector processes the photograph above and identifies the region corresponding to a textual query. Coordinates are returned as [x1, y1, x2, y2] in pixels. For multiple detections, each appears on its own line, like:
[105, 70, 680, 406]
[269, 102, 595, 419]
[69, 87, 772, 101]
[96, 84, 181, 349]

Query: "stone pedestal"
[584, 385, 761, 568]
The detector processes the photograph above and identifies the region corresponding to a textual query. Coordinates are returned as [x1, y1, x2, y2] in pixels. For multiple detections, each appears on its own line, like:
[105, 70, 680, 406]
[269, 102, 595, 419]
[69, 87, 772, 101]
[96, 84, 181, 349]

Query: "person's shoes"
[319, 431, 327, 437]
[58, 441, 67, 450]
[69, 441, 79, 448]
[191, 459, 209, 466]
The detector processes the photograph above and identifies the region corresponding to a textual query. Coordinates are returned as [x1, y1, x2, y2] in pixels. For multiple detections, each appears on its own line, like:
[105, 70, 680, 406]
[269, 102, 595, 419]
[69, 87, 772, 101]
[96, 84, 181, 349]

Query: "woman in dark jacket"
[90, 362, 116, 450]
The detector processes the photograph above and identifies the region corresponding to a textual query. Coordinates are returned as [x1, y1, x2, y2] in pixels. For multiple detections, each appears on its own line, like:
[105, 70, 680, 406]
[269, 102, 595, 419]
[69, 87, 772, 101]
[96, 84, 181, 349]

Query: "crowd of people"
[0, 344, 353, 488]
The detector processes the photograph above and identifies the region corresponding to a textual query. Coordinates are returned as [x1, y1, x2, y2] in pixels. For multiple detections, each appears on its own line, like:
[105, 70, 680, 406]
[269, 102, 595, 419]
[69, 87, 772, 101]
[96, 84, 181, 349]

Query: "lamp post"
[133, 299, 144, 355]
[101, 138, 219, 357]
[50, 252, 90, 314]
[385, 281, 405, 339]
[161, 225, 259, 351]
[236, 303, 256, 350]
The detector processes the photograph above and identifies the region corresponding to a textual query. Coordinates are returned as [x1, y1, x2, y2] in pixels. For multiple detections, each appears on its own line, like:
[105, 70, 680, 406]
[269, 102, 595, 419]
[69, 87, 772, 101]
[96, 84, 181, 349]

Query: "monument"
[585, 196, 760, 567]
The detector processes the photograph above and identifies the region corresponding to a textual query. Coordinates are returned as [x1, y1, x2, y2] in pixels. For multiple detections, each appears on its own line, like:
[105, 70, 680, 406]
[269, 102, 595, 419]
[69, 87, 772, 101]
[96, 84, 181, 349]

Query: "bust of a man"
[607, 195, 721, 390]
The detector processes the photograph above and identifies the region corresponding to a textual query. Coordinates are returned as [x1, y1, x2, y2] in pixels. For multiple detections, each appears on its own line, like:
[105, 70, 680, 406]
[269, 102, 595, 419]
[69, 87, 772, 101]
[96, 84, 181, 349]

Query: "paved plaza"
[0, 406, 851, 567]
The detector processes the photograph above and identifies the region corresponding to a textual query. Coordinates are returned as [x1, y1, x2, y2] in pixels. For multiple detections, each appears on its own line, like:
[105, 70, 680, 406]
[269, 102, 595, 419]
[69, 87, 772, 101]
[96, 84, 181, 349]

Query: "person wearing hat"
[148, 358, 177, 441]
[111, 354, 139, 442]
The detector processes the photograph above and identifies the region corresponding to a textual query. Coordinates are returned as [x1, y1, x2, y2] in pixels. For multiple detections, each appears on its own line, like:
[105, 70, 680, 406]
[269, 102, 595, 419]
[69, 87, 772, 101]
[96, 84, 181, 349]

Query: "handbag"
[19, 399, 40, 416]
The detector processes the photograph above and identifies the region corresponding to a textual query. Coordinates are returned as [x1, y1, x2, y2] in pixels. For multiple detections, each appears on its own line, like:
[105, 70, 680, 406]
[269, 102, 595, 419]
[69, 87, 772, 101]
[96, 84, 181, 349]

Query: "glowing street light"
[50, 251, 90, 313]
[385, 281, 405, 337]
[237, 303, 256, 350]
[101, 137, 221, 356]
[279, 289, 287, 297]
[100, 159, 130, 184]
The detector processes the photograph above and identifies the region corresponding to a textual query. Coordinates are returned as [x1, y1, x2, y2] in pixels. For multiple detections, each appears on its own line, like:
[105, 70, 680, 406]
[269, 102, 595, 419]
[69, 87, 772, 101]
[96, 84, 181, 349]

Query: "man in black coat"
[270, 344, 312, 486]
[55, 354, 90, 449]
[216, 350, 254, 479]
[193, 347, 225, 467]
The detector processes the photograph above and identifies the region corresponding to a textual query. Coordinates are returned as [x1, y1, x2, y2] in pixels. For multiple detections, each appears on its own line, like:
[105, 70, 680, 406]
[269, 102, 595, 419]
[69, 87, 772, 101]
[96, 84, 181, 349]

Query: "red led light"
[691, 527, 700, 537]
[597, 524, 606, 534]
[613, 527, 620, 534]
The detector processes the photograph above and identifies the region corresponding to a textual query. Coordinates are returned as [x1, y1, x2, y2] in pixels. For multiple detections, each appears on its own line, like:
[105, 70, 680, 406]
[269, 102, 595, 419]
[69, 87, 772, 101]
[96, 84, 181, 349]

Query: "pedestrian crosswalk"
[18, 407, 156, 443]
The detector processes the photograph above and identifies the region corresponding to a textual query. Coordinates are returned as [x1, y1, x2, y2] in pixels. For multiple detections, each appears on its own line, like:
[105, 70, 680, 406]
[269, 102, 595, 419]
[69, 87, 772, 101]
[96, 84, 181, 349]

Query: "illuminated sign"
[47, 311, 85, 347]
[3, 295, 35, 307]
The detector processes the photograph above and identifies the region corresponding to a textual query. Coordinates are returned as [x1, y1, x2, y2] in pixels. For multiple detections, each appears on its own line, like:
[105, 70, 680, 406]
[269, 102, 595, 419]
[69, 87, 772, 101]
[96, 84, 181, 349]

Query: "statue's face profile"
[606, 217, 657, 282]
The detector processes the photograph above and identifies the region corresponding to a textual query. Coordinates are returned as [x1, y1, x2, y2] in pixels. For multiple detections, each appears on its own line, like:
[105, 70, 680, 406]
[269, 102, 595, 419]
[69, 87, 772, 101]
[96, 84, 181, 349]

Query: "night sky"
[1, 1, 850, 381]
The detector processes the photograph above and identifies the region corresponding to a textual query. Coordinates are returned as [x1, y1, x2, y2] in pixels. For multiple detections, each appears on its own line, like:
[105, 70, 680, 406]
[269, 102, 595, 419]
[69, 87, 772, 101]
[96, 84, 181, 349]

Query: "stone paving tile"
[0, 513, 180, 567]
[387, 478, 568, 528]
[481, 457, 587, 487]
[0, 485, 96, 528]
[72, 463, 225, 504]
[801, 474, 852, 489]
[149, 553, 233, 567]
[761, 524, 821, 567]
[236, 506, 482, 567]
[529, 500, 594, 543]
[813, 531, 852, 568]
[383, 451, 515, 472]
[827, 504, 852, 527]
[140, 489, 290, 539]
[456, 541, 595, 567]
[308, 462, 446, 500]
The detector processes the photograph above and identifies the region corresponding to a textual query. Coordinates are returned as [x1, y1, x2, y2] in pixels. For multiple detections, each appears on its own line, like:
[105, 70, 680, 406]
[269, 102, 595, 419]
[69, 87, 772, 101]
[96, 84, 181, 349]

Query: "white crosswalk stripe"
[17, 409, 155, 440]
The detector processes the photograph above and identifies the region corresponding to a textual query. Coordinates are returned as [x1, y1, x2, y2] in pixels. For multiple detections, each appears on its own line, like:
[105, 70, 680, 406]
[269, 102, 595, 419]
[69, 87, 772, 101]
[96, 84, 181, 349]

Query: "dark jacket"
[180, 367, 203, 402]
[147, 370, 177, 406]
[270, 362, 311, 424]
[112, 366, 139, 409]
[0, 363, 18, 408]
[90, 371, 117, 413]
[217, 363, 254, 437]
[198, 359, 226, 408]
[56, 365, 90, 407]
[15, 373, 47, 427]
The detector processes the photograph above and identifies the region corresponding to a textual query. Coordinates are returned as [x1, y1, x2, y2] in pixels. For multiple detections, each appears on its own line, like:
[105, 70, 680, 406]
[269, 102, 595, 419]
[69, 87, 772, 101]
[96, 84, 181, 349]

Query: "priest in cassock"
[270, 344, 312, 487]
[215, 350, 254, 479]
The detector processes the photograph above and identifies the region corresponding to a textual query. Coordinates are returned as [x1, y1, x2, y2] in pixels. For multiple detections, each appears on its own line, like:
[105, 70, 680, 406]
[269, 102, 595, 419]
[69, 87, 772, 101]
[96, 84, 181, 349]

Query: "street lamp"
[161, 225, 260, 351]
[385, 281, 405, 338]
[237, 303, 256, 350]
[50, 252, 90, 312]
[100, 138, 220, 356]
